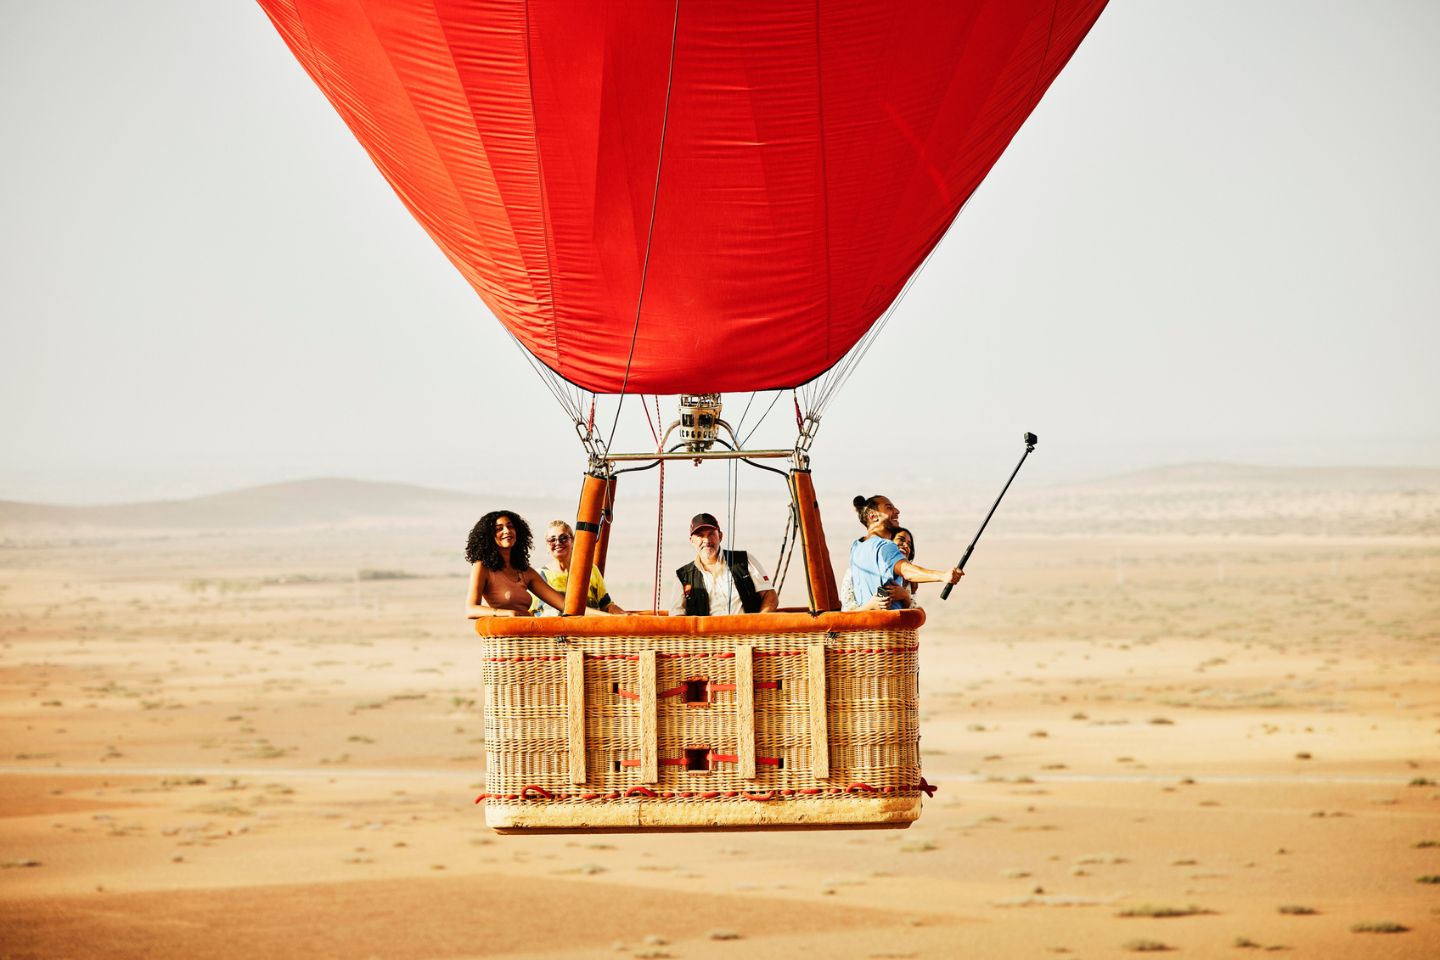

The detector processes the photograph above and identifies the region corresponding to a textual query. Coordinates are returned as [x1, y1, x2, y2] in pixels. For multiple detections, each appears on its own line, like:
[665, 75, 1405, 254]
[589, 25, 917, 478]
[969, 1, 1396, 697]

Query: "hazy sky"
[2, 1, 1438, 505]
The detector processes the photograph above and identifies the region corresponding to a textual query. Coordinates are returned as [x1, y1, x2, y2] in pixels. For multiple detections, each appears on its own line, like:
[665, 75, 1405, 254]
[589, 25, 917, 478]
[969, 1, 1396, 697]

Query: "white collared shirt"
[668, 552, 771, 616]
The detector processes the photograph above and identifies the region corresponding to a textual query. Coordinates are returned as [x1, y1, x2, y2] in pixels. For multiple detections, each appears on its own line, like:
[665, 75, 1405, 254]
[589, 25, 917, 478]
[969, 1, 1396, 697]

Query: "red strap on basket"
[917, 777, 937, 797]
[619, 757, 688, 767]
[616, 680, 780, 700]
[846, 782, 878, 793]
[625, 786, 658, 798]
[520, 785, 555, 799]
[707, 753, 781, 766]
[742, 791, 777, 801]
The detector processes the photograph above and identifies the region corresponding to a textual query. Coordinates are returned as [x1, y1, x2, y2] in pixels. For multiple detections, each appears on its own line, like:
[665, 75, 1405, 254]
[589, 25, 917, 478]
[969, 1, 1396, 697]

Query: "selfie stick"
[939, 432, 1038, 600]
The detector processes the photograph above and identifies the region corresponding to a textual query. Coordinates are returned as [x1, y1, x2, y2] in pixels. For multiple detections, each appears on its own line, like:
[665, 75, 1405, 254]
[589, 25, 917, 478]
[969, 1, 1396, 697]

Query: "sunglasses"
[546, 534, 573, 546]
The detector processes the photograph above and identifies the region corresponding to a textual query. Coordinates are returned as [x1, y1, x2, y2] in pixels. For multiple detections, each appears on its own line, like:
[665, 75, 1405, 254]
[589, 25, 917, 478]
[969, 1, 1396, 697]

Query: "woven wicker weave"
[476, 610, 926, 831]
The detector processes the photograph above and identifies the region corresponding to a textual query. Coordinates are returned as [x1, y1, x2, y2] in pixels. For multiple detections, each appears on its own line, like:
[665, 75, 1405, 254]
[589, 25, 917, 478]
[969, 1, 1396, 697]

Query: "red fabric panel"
[257, 0, 1109, 394]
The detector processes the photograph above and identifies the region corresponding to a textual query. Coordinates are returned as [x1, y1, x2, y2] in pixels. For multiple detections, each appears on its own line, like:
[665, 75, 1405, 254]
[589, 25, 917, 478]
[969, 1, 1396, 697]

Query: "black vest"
[675, 550, 761, 616]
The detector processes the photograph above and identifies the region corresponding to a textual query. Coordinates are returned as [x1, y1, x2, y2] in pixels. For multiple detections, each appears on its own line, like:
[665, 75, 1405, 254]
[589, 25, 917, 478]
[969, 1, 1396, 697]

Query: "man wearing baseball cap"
[669, 512, 779, 616]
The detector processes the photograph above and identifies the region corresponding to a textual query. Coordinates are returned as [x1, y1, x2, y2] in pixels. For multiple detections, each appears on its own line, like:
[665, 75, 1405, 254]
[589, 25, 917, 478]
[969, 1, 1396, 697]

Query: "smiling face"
[862, 495, 901, 537]
[690, 525, 722, 565]
[545, 523, 573, 565]
[493, 515, 518, 551]
[893, 528, 914, 560]
[872, 496, 900, 525]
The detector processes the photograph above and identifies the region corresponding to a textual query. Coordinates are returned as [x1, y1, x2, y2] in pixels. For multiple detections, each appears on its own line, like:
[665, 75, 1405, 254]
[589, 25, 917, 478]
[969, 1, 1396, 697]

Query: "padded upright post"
[564, 472, 609, 616]
[789, 469, 840, 613]
[592, 475, 618, 575]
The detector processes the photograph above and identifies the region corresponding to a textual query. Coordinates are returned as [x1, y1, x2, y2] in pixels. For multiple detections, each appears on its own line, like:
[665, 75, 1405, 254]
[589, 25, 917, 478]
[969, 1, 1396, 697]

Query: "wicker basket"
[475, 609, 927, 832]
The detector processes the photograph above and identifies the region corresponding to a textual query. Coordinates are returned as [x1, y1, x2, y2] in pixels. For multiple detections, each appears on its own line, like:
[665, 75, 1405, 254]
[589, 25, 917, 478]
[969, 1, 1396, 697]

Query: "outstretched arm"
[895, 558, 963, 586]
[524, 568, 567, 612]
[523, 568, 612, 616]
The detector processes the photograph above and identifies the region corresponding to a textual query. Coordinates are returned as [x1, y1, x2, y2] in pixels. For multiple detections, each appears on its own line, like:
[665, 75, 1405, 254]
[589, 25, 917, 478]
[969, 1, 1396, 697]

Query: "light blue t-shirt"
[849, 536, 907, 610]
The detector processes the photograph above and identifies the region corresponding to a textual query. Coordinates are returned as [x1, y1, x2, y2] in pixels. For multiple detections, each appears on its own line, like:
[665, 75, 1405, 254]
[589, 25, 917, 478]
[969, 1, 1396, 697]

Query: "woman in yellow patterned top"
[531, 520, 627, 615]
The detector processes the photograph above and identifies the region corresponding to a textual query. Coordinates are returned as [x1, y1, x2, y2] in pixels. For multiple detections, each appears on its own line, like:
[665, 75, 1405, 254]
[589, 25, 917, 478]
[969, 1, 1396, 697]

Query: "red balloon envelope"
[258, 0, 1108, 395]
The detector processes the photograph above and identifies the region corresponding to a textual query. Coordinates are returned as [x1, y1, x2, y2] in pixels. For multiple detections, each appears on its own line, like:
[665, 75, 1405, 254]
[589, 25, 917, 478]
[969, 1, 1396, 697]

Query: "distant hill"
[4, 466, 1438, 541]
[0, 478, 562, 535]
[985, 463, 1440, 537]
[1067, 462, 1440, 492]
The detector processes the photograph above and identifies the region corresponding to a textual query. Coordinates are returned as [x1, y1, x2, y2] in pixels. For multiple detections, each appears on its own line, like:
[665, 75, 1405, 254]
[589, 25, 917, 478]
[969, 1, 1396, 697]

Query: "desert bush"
[1119, 904, 1213, 918]
[1122, 939, 1171, 952]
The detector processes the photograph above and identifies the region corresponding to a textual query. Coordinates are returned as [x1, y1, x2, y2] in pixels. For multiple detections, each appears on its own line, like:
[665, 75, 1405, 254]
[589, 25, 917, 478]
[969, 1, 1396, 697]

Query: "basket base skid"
[486, 794, 921, 833]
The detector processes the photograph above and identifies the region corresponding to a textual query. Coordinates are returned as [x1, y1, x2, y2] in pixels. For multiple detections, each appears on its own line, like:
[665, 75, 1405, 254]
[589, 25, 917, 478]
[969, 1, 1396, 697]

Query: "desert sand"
[2, 468, 1437, 958]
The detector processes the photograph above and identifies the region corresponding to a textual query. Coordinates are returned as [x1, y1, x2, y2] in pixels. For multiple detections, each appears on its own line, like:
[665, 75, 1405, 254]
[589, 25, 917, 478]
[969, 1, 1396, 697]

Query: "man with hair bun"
[848, 494, 961, 610]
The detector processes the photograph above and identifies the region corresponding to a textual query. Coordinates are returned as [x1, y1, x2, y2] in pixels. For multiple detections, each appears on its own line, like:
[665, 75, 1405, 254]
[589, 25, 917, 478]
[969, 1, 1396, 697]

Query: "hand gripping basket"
[475, 609, 927, 832]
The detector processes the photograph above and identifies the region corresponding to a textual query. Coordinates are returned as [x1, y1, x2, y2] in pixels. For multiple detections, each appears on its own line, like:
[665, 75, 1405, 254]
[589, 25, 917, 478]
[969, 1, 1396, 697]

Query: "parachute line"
[605, 0, 682, 450]
[801, 195, 971, 417]
[740, 391, 786, 447]
[504, 328, 582, 422]
[732, 392, 759, 442]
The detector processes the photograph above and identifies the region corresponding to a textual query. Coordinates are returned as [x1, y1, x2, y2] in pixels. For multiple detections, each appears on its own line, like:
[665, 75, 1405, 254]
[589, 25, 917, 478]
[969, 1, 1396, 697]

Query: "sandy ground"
[2, 481, 1438, 958]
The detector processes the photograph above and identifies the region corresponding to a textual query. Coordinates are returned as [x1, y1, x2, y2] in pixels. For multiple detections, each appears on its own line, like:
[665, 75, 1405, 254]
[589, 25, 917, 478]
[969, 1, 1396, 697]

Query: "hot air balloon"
[257, 0, 1109, 831]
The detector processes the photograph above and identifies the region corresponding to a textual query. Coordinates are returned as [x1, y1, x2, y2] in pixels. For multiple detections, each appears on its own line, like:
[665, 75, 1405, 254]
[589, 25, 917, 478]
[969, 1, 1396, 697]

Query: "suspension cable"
[650, 394, 666, 613]
[739, 390, 786, 447]
[772, 501, 800, 597]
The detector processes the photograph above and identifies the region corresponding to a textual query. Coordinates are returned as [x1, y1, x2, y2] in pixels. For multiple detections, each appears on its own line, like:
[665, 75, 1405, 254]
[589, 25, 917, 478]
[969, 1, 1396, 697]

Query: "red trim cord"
[489, 649, 912, 664]
[484, 654, 568, 662]
[706, 753, 781, 766]
[480, 784, 927, 803]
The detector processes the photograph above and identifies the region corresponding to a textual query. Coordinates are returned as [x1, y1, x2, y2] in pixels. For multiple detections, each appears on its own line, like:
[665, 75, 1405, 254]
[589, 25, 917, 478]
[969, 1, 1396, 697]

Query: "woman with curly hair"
[465, 510, 569, 618]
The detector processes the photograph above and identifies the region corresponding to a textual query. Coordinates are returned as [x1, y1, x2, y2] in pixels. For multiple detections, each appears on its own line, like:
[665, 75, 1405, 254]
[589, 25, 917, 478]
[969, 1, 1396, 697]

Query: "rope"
[503, 328, 583, 424]
[653, 396, 666, 612]
[605, 0, 682, 450]
[722, 454, 740, 612]
[773, 501, 799, 596]
[732, 391, 758, 440]
[480, 783, 934, 803]
[738, 390, 785, 447]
